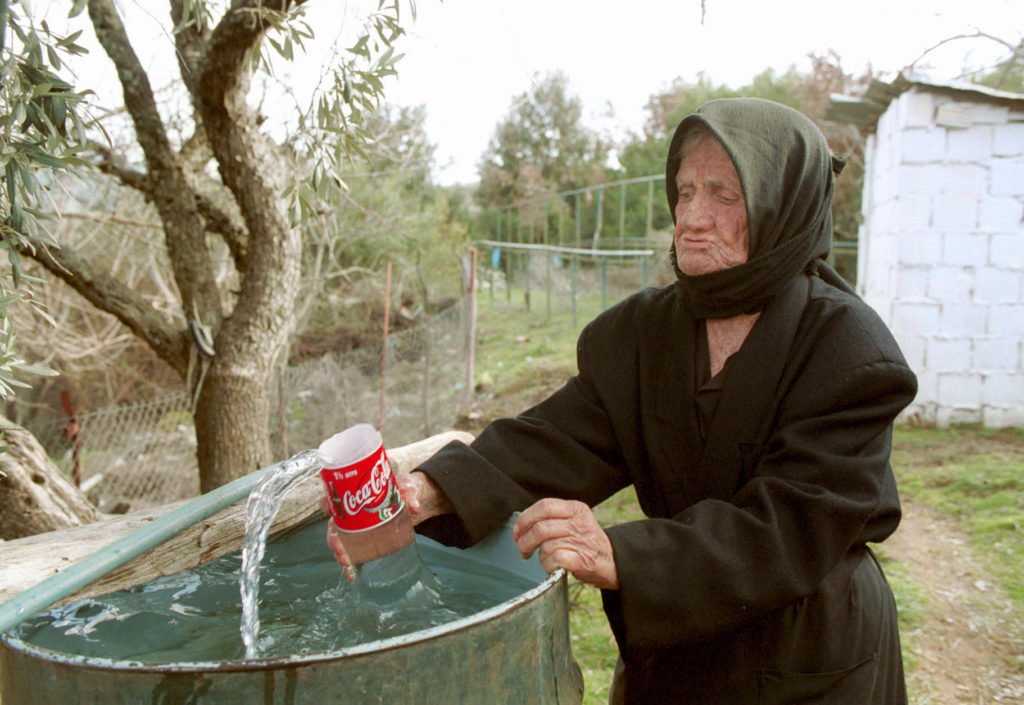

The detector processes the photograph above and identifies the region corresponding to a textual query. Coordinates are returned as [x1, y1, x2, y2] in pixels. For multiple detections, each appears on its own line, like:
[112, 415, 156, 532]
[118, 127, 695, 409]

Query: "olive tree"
[9, 0, 412, 492]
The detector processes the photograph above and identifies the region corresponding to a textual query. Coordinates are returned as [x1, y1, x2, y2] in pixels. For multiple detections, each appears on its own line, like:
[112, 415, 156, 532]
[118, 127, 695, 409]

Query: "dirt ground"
[885, 499, 1024, 704]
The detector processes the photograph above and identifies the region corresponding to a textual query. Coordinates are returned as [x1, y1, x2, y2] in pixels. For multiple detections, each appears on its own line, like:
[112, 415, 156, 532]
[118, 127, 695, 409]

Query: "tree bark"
[187, 0, 306, 489]
[0, 415, 100, 540]
[193, 363, 274, 493]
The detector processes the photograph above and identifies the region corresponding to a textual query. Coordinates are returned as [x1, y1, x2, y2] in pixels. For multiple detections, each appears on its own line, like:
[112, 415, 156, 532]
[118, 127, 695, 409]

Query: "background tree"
[9, 0, 414, 493]
[476, 71, 611, 209]
[295, 103, 467, 357]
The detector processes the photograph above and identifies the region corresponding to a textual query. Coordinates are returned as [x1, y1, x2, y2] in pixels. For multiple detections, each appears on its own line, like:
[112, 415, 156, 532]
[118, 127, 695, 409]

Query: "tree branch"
[911, 31, 1024, 78]
[193, 0, 306, 348]
[21, 242, 190, 375]
[90, 140, 150, 193]
[192, 189, 249, 264]
[169, 0, 211, 99]
[90, 138, 249, 267]
[87, 0, 222, 331]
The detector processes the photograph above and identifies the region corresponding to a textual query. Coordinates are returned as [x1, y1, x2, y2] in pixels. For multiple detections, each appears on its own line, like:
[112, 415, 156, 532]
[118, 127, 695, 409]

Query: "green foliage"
[476, 71, 611, 209]
[0, 2, 90, 248]
[274, 1, 412, 227]
[298, 103, 469, 346]
[0, 0, 91, 399]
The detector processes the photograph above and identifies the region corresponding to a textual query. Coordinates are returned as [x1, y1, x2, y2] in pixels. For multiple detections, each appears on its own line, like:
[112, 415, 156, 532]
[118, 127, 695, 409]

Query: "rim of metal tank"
[0, 568, 566, 674]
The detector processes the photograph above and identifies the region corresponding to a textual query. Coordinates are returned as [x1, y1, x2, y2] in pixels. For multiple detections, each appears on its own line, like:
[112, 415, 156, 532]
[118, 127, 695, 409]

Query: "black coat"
[416, 274, 917, 704]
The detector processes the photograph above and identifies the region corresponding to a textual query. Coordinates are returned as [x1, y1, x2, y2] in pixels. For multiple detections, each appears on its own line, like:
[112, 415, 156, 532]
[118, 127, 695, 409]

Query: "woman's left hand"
[513, 498, 619, 590]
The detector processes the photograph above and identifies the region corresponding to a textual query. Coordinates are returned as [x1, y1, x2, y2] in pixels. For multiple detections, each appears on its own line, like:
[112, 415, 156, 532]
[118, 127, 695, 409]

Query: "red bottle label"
[320, 444, 404, 532]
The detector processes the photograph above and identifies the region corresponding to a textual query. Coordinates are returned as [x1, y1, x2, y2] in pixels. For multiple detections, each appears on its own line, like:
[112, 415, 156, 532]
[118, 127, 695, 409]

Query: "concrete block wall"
[858, 87, 1024, 427]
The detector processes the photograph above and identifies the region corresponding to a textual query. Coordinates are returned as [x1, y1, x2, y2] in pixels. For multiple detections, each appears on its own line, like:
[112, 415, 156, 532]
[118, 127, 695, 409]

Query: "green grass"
[568, 583, 619, 705]
[891, 425, 1024, 605]
[474, 295, 580, 387]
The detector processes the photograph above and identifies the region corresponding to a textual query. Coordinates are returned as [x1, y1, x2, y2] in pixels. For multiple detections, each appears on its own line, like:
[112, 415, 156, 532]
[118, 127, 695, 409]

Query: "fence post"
[571, 254, 578, 329]
[59, 390, 81, 487]
[619, 183, 626, 244]
[379, 262, 392, 434]
[574, 194, 581, 244]
[601, 258, 608, 311]
[524, 249, 531, 311]
[546, 246, 552, 320]
[591, 189, 603, 250]
[464, 247, 478, 411]
[646, 179, 654, 240]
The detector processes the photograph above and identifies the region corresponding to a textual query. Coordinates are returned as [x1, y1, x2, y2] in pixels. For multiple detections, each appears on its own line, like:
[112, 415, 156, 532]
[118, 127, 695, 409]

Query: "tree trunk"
[0, 416, 100, 540]
[193, 362, 274, 494]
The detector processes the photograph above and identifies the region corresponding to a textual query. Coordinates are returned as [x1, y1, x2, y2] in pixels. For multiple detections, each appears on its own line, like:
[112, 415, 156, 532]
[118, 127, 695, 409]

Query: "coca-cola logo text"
[342, 457, 392, 517]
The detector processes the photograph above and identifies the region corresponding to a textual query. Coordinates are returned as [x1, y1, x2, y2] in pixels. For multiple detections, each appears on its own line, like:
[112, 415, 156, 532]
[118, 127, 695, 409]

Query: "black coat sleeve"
[415, 322, 633, 547]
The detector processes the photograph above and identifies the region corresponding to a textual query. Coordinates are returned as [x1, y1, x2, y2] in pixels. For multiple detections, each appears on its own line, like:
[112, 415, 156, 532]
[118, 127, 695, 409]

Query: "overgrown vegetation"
[469, 295, 1024, 705]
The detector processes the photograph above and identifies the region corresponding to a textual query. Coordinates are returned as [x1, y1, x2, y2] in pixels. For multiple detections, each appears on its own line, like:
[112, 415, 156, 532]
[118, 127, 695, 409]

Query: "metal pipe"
[0, 462, 279, 635]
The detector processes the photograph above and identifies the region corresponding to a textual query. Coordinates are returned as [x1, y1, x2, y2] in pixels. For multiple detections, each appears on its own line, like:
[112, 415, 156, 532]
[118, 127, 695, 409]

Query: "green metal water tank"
[1, 520, 584, 705]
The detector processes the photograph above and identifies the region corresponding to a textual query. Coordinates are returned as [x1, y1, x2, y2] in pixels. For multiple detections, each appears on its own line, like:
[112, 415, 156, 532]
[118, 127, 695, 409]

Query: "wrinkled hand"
[396, 471, 452, 526]
[513, 498, 619, 590]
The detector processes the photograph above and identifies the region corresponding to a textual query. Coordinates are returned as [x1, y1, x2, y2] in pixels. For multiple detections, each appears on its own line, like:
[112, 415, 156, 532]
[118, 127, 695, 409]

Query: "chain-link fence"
[31, 295, 473, 513]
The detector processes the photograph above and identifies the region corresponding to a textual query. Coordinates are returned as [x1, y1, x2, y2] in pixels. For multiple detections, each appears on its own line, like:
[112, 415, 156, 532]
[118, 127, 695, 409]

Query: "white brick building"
[832, 75, 1024, 427]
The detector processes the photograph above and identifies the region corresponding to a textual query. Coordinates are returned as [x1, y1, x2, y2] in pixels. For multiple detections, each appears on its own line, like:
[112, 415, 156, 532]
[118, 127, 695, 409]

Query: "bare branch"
[910, 31, 1024, 76]
[87, 0, 222, 331]
[169, 0, 211, 99]
[89, 138, 249, 266]
[192, 189, 249, 264]
[20, 241, 190, 375]
[90, 140, 150, 193]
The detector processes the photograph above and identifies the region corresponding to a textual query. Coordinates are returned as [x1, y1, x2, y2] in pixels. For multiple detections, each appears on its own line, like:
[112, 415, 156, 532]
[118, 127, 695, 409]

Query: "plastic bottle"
[318, 425, 440, 607]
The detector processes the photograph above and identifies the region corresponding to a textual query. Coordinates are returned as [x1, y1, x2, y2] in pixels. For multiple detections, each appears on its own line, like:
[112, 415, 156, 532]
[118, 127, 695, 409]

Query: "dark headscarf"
[665, 98, 852, 319]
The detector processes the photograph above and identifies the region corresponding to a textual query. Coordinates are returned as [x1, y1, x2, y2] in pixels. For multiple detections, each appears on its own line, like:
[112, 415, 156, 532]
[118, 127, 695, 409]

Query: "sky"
[49, 0, 1022, 186]
[373, 0, 1019, 185]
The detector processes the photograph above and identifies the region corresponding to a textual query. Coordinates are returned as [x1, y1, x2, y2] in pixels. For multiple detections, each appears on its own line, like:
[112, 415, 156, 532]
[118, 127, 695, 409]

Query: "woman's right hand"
[397, 470, 453, 525]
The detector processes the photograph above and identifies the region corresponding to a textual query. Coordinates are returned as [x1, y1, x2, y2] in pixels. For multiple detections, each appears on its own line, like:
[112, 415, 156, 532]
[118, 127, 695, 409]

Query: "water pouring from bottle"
[239, 425, 451, 659]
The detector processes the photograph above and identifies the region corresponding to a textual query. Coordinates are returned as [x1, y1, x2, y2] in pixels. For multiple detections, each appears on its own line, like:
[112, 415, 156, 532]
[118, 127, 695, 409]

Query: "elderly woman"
[356, 98, 916, 703]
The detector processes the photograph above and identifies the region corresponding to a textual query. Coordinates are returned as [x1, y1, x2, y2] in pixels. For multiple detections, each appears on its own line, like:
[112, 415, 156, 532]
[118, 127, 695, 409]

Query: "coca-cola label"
[320, 444, 404, 532]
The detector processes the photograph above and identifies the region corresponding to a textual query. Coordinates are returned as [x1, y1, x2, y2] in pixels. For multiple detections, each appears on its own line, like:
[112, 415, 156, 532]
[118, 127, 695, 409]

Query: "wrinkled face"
[673, 136, 750, 276]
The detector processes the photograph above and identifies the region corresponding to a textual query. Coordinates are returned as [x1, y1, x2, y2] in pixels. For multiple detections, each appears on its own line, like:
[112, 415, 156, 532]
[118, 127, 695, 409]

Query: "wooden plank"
[0, 431, 472, 606]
